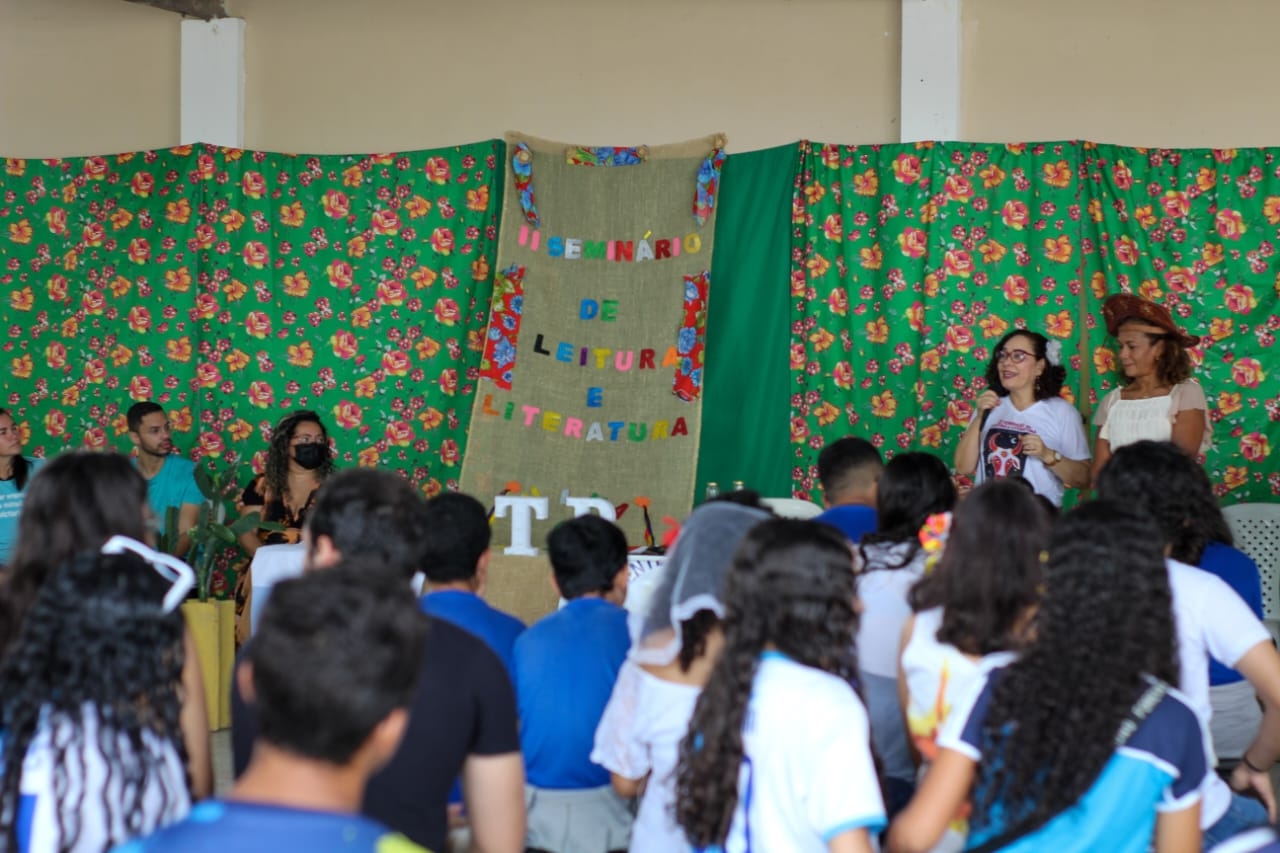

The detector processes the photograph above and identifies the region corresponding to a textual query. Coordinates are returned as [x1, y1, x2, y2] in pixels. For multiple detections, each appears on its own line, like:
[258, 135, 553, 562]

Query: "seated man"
[231, 469, 525, 853]
[120, 564, 428, 851]
[420, 491, 525, 679]
[126, 401, 202, 557]
[516, 514, 633, 853]
[813, 435, 883, 545]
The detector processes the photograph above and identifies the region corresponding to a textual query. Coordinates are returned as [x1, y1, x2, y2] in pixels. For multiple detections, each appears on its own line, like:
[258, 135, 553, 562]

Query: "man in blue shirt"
[515, 514, 633, 852]
[121, 565, 430, 853]
[419, 491, 525, 679]
[814, 435, 883, 546]
[127, 401, 202, 557]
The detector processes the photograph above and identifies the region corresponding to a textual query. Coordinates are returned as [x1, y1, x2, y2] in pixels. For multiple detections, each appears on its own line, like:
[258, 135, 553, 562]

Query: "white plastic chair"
[760, 497, 825, 520]
[1222, 503, 1280, 620]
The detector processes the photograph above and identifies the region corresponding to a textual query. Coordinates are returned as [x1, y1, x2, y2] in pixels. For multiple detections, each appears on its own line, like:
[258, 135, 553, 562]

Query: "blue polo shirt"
[0, 457, 42, 564]
[134, 455, 203, 534]
[1199, 542, 1265, 686]
[515, 597, 631, 789]
[420, 589, 525, 680]
[815, 504, 879, 546]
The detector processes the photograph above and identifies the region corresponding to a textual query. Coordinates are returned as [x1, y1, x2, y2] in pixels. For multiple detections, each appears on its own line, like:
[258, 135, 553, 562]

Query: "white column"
[900, 0, 961, 143]
[180, 17, 245, 147]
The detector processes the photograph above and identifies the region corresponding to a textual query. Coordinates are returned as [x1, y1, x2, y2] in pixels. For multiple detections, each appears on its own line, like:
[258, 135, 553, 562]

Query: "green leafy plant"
[173, 463, 284, 602]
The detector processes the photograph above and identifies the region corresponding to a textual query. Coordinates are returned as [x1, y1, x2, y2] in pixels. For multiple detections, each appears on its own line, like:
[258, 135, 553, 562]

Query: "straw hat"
[1101, 294, 1200, 348]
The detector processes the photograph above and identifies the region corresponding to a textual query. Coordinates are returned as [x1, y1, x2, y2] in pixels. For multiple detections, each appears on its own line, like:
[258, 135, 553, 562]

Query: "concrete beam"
[900, 0, 962, 142]
[122, 0, 226, 20]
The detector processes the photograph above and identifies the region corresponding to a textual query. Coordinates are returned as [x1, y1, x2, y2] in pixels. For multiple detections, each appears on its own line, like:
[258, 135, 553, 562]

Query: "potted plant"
[167, 463, 281, 729]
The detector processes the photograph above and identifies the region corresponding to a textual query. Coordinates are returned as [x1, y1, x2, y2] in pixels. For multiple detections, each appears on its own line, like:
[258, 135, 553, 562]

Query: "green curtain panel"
[791, 140, 1279, 503]
[695, 144, 797, 501]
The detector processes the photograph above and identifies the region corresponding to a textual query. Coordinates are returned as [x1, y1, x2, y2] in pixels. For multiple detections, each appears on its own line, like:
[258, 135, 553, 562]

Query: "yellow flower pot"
[181, 599, 236, 730]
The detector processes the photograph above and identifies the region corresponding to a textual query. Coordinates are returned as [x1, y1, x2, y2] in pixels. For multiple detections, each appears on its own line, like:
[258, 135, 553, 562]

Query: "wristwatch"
[1046, 450, 1063, 467]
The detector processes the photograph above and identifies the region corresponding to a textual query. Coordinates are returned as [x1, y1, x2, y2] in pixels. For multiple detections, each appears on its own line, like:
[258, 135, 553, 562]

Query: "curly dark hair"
[676, 520, 860, 847]
[0, 451, 148, 656]
[677, 609, 720, 673]
[860, 452, 956, 570]
[983, 329, 1067, 401]
[0, 550, 189, 850]
[1115, 321, 1192, 387]
[1095, 440, 1217, 563]
[969, 501, 1178, 845]
[264, 410, 333, 499]
[909, 480, 1049, 655]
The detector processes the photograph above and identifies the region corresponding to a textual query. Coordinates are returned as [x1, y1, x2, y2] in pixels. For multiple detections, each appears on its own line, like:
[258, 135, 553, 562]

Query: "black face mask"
[293, 443, 329, 470]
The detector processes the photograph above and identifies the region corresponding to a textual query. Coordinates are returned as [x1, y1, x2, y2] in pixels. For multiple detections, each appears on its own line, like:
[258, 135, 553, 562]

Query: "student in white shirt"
[592, 501, 771, 853]
[676, 519, 886, 853]
[1097, 440, 1280, 848]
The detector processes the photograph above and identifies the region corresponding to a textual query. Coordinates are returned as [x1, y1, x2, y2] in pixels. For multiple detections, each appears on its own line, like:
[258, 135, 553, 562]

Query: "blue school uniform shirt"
[815, 504, 878, 546]
[112, 799, 428, 852]
[1198, 542, 1265, 686]
[939, 669, 1208, 853]
[419, 590, 525, 681]
[134, 455, 203, 534]
[515, 596, 631, 789]
[0, 457, 42, 564]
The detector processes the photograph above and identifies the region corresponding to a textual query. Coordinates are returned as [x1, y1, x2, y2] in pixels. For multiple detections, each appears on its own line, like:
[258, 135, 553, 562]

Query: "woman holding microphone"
[954, 329, 1091, 506]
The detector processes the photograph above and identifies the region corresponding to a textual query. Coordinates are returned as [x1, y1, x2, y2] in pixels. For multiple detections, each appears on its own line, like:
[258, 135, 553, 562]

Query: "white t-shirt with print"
[973, 396, 1090, 506]
[591, 660, 701, 853]
[1167, 557, 1272, 829]
[713, 653, 885, 853]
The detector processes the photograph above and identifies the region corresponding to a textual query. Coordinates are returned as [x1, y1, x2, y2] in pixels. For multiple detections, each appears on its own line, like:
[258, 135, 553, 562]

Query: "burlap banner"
[461, 133, 724, 548]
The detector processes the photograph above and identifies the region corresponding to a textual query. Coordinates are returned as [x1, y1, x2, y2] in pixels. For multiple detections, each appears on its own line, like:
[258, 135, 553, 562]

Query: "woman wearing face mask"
[1091, 294, 1211, 481]
[233, 410, 334, 642]
[954, 329, 1091, 506]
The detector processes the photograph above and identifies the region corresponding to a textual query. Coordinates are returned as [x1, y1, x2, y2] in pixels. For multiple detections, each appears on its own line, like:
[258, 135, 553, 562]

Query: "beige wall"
[230, 0, 901, 154]
[0, 0, 180, 157]
[8, 0, 1280, 158]
[960, 0, 1280, 147]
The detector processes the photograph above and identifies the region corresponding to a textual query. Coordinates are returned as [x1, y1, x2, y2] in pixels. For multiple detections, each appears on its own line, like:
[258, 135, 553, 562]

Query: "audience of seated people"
[4, 426, 1280, 853]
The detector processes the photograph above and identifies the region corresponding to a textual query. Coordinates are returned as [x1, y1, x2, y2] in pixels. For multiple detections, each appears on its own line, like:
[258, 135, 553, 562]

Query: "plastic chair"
[760, 497, 825, 520]
[1223, 503, 1280, 620]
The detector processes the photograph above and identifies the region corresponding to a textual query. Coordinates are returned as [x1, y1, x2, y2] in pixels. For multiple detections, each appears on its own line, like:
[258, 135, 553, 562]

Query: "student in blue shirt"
[419, 491, 525, 679]
[813, 436, 883, 546]
[120, 564, 430, 853]
[0, 408, 42, 565]
[127, 401, 202, 557]
[515, 514, 632, 853]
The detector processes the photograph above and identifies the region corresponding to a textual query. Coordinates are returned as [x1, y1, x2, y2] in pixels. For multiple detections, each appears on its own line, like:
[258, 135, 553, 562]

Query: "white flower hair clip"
[1045, 340, 1063, 367]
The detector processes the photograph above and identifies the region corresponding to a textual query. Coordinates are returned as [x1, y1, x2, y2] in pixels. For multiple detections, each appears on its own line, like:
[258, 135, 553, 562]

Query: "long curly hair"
[968, 501, 1178, 845]
[0, 451, 148, 657]
[909, 480, 1049, 655]
[263, 410, 333, 500]
[676, 520, 860, 847]
[0, 550, 189, 851]
[860, 452, 956, 570]
[983, 329, 1067, 400]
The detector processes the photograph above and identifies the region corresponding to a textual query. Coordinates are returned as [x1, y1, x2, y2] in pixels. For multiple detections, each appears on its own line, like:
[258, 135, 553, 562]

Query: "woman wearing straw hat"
[1091, 294, 1211, 480]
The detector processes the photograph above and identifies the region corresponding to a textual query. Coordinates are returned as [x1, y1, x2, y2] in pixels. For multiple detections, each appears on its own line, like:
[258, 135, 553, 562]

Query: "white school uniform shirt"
[14, 703, 190, 853]
[591, 660, 701, 853]
[973, 396, 1090, 506]
[1166, 557, 1272, 828]
[710, 652, 886, 853]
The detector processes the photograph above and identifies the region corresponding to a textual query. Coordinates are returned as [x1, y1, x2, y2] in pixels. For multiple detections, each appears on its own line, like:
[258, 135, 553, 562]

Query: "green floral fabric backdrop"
[791, 141, 1279, 503]
[1, 142, 501, 521]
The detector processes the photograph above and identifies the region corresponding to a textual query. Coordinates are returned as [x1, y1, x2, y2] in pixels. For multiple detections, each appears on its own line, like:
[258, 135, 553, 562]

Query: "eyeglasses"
[100, 535, 195, 613]
[996, 349, 1036, 364]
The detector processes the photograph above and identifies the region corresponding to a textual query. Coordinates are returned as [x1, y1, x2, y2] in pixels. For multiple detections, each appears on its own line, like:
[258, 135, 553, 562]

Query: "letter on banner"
[563, 496, 618, 521]
[495, 496, 549, 556]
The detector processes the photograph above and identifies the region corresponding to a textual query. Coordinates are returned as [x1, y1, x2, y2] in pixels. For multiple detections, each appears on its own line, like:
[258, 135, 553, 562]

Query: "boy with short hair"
[419, 491, 525, 678]
[121, 564, 428, 851]
[515, 514, 633, 853]
[814, 435, 884, 545]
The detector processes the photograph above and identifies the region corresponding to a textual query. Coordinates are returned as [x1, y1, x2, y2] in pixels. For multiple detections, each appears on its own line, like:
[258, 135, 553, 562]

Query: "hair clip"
[100, 535, 195, 614]
[919, 511, 953, 575]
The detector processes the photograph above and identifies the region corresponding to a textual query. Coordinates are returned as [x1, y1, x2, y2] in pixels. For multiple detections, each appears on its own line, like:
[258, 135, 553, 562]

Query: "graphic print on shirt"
[983, 427, 1026, 480]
